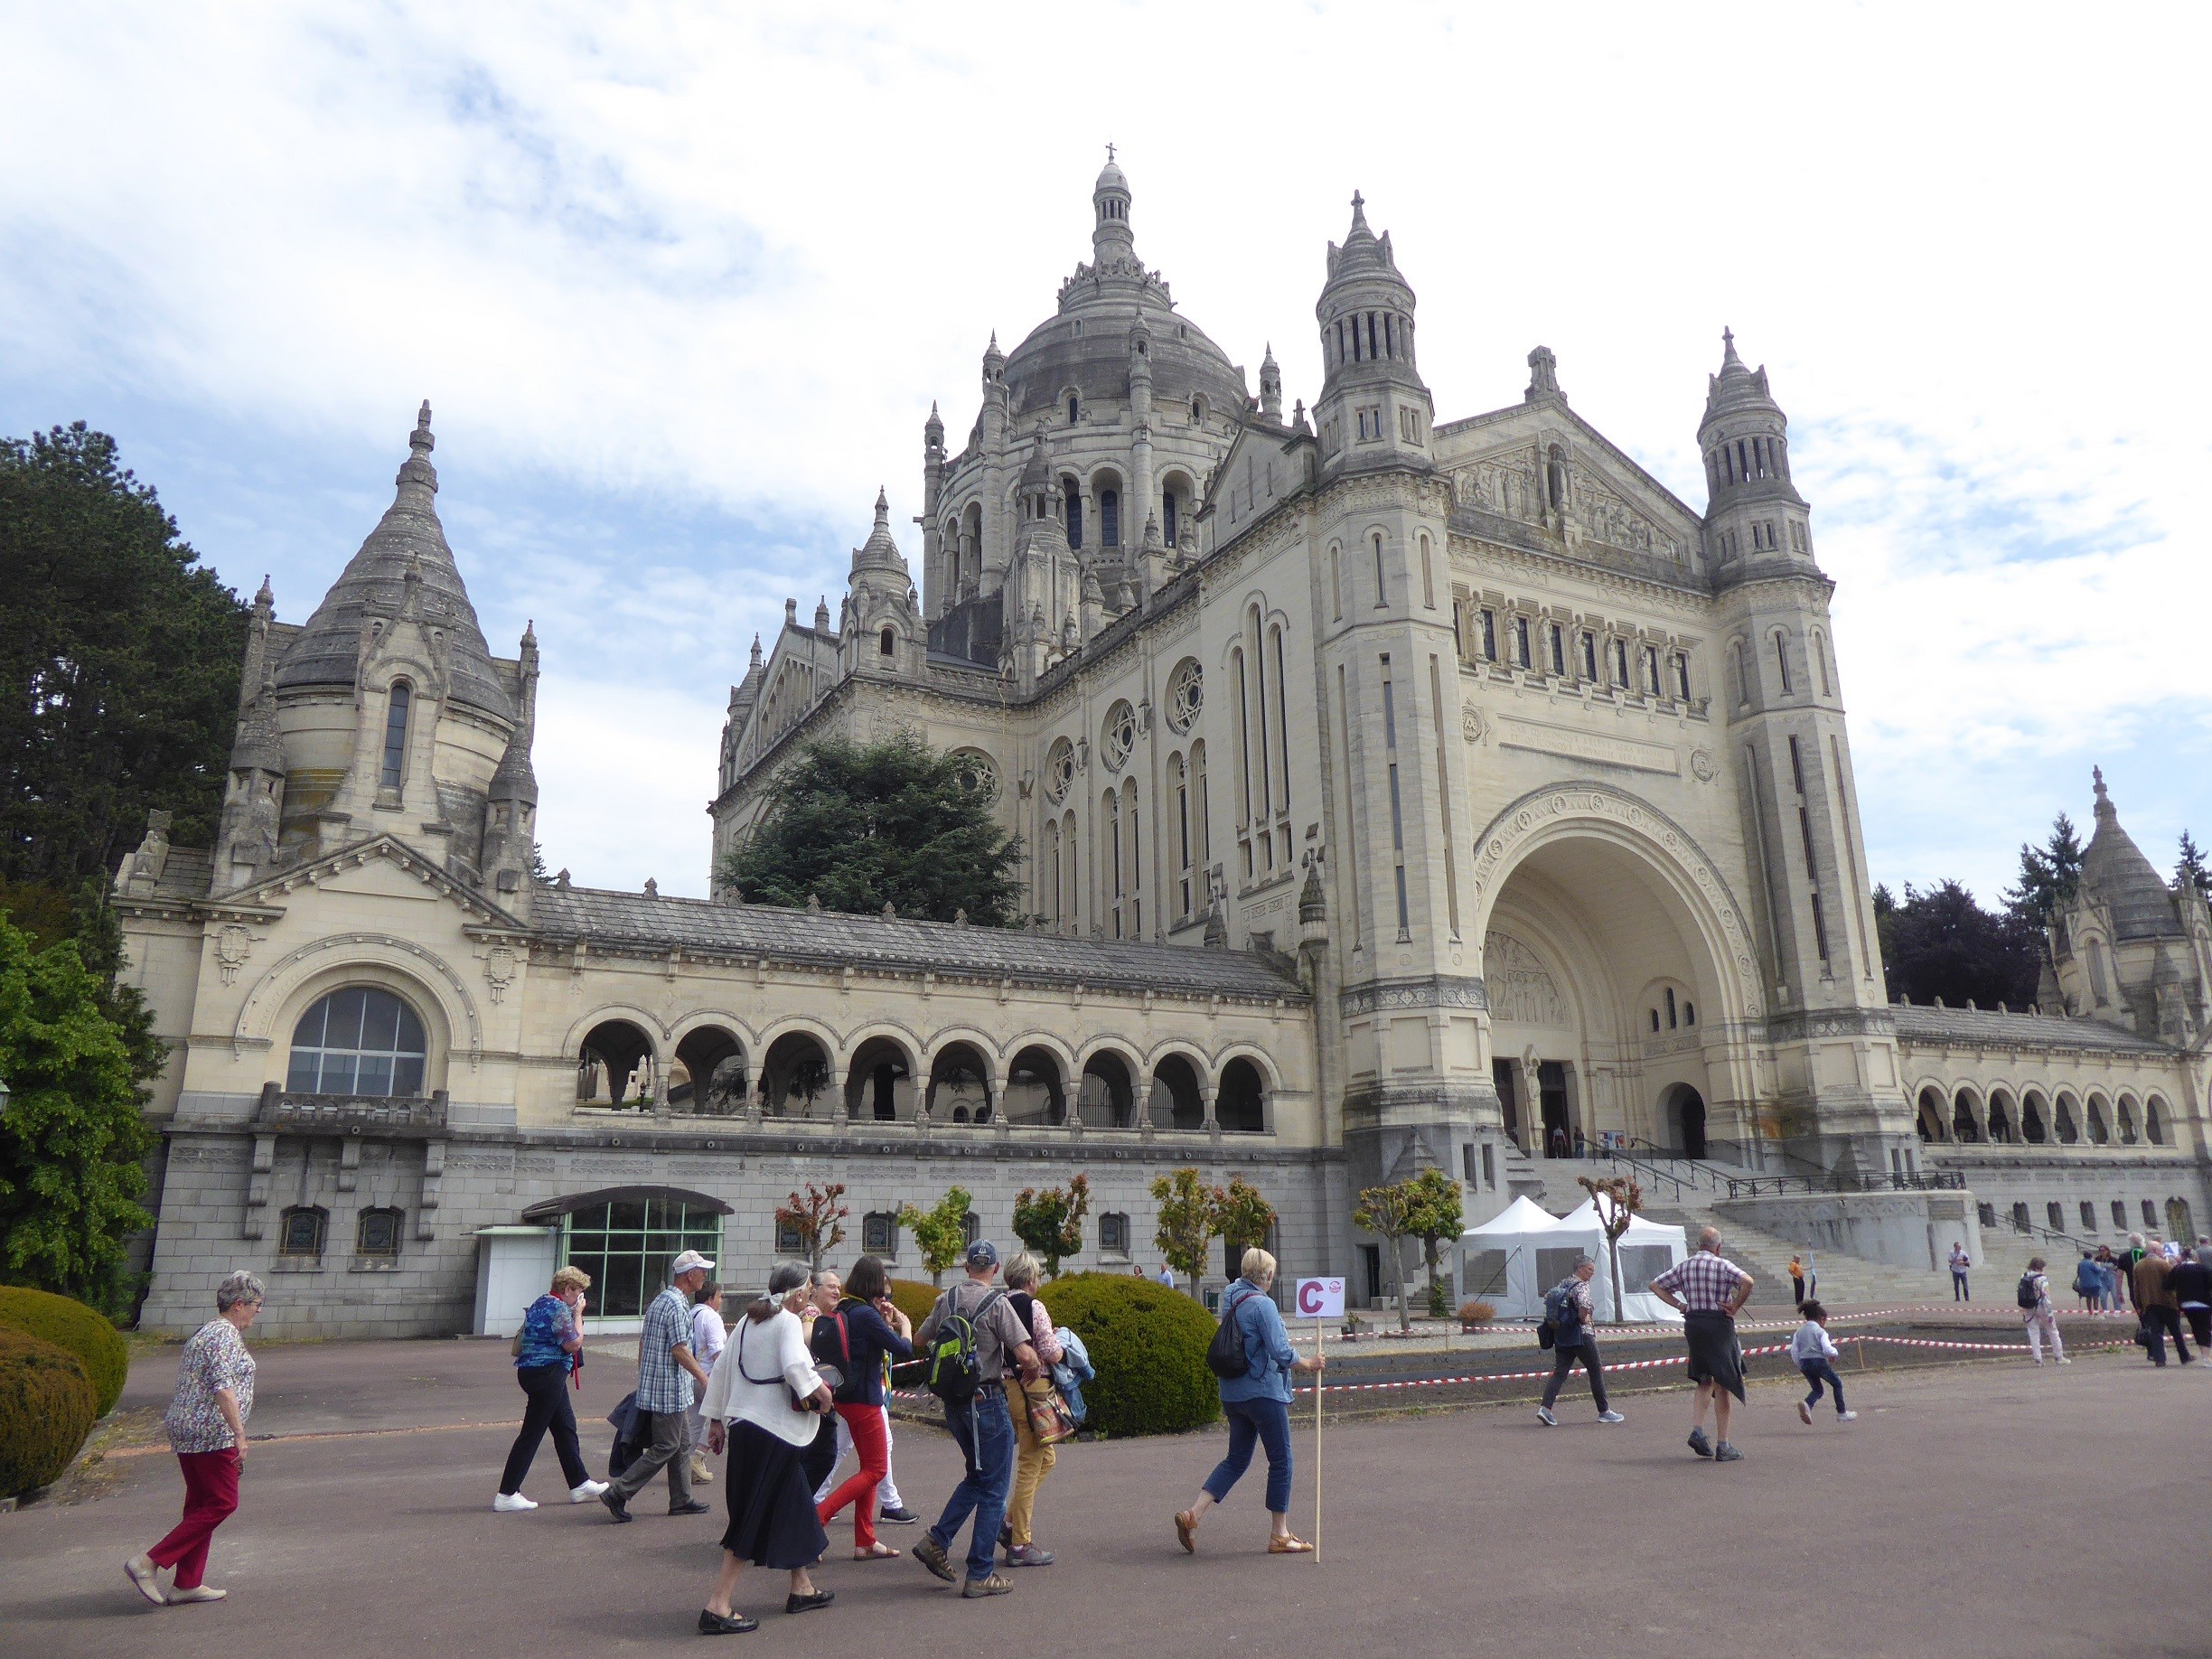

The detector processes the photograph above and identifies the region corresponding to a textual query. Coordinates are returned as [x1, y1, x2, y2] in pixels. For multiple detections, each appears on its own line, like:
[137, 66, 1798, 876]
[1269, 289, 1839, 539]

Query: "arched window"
[1814, 632, 1832, 697]
[1329, 545, 1343, 621]
[879, 627, 895, 657]
[2086, 1098, 2110, 1144]
[1042, 819, 1062, 926]
[1774, 632, 1793, 694]
[2147, 1098, 2168, 1145]
[1372, 533, 1387, 605]
[1163, 491, 1177, 548]
[2117, 1099, 2137, 1144]
[1101, 488, 1120, 548]
[277, 1205, 327, 1259]
[1104, 788, 1123, 937]
[1729, 641, 1748, 707]
[1191, 395, 1204, 425]
[357, 1206, 403, 1260]
[286, 987, 428, 1097]
[2055, 1095, 2079, 1143]
[1067, 394, 1079, 426]
[1419, 533, 1435, 608]
[380, 682, 412, 791]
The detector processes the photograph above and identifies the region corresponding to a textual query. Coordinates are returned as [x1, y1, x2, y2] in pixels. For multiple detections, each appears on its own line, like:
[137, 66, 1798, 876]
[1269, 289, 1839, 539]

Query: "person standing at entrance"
[1949, 1242, 1972, 1302]
[911, 1241, 1039, 1598]
[603, 1249, 716, 1522]
[1537, 1258, 1623, 1428]
[2018, 1258, 2067, 1365]
[1650, 1228, 1754, 1462]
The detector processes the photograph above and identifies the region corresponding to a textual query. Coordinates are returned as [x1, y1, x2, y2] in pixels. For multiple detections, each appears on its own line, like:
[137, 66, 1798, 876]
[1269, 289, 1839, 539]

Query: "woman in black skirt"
[696, 1261, 836, 1634]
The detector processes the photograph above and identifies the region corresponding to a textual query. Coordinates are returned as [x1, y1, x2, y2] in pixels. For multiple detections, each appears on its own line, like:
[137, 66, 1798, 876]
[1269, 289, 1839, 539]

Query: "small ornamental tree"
[1149, 1167, 1224, 1296]
[774, 1181, 848, 1271]
[1353, 1178, 1420, 1331]
[1012, 1173, 1091, 1279]
[1402, 1167, 1465, 1315]
[1214, 1176, 1278, 1277]
[1576, 1173, 1644, 1323]
[897, 1186, 973, 1286]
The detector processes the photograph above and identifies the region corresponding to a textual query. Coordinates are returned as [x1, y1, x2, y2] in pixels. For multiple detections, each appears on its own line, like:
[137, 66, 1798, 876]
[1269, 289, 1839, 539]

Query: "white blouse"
[698, 1306, 823, 1448]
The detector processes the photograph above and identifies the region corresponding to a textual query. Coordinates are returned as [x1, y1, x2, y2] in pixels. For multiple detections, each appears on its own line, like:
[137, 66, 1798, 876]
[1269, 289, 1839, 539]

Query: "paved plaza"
[1, 1334, 2200, 1659]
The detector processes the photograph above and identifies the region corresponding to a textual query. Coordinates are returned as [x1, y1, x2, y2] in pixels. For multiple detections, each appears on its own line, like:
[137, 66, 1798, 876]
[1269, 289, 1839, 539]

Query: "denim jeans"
[1204, 1396, 1295, 1515]
[1952, 1270, 1970, 1301]
[1799, 1356, 1846, 1411]
[932, 1388, 1015, 1581]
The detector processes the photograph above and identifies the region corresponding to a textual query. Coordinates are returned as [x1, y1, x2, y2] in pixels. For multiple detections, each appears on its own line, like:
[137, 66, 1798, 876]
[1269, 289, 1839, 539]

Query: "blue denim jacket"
[1217, 1281, 1299, 1404]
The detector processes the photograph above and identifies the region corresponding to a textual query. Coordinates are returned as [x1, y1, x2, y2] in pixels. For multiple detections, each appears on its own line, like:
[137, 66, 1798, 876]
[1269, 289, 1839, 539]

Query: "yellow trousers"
[1005, 1376, 1057, 1546]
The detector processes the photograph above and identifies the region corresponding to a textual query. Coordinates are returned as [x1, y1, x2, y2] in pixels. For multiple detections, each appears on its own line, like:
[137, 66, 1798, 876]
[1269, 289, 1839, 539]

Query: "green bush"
[1036, 1272, 1220, 1438]
[0, 1287, 129, 1416]
[886, 1278, 944, 1329]
[0, 1327, 98, 1497]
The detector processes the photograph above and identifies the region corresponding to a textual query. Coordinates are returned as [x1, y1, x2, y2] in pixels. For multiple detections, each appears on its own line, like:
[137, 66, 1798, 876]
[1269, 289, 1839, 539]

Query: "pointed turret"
[853, 487, 908, 577]
[1259, 343, 1282, 421]
[482, 621, 540, 905]
[1314, 191, 1432, 476]
[1092, 145, 1135, 266]
[2079, 767, 2184, 941]
[1699, 328, 1813, 576]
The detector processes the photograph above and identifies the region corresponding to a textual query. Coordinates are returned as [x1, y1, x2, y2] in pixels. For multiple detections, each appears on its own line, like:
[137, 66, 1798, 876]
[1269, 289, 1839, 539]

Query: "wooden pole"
[1313, 1315, 1324, 1562]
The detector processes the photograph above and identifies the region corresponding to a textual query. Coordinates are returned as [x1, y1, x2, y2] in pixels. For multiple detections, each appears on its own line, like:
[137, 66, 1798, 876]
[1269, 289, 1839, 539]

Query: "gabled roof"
[220, 834, 527, 928]
[1891, 1003, 2171, 1055]
[530, 885, 1307, 1002]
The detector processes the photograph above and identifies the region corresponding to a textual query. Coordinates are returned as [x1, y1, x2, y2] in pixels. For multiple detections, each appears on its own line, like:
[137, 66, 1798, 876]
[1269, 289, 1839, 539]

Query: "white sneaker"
[1536, 1406, 1557, 1427]
[1597, 1411, 1625, 1424]
[2057, 1357, 2072, 1364]
[492, 1492, 538, 1513]
[1796, 1401, 1813, 1425]
[568, 1479, 609, 1503]
[1837, 1411, 1858, 1422]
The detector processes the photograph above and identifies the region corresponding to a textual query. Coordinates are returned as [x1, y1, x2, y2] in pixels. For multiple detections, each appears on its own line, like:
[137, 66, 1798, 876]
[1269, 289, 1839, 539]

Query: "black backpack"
[1544, 1279, 1582, 1336]
[922, 1287, 1007, 1405]
[2016, 1272, 2040, 1310]
[1205, 1287, 1254, 1380]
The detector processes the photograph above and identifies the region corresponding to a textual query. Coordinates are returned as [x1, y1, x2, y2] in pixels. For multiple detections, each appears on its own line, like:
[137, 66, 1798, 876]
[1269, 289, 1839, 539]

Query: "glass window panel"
[293, 999, 328, 1048]
[354, 1054, 393, 1096]
[395, 1000, 426, 1052]
[360, 990, 401, 1051]
[608, 1201, 648, 1233]
[393, 1055, 424, 1095]
[286, 1051, 322, 1092]
[326, 987, 369, 1048]
[319, 1054, 358, 1095]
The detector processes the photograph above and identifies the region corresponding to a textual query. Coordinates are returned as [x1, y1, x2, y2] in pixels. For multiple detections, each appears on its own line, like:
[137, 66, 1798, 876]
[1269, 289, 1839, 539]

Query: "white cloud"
[3, 2, 2207, 901]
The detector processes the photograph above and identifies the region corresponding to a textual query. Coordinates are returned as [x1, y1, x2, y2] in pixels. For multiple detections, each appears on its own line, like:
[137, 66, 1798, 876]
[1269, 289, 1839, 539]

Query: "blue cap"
[964, 1238, 999, 1270]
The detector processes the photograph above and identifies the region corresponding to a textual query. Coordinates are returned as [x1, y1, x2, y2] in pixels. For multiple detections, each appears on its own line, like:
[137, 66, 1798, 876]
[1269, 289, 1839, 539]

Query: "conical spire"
[275, 403, 512, 719]
[852, 486, 908, 576]
[1703, 326, 1778, 420]
[2080, 766, 2183, 940]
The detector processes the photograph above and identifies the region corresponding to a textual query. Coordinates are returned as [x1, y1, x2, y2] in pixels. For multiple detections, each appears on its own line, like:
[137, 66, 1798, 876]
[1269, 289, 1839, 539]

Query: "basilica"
[115, 160, 2211, 1336]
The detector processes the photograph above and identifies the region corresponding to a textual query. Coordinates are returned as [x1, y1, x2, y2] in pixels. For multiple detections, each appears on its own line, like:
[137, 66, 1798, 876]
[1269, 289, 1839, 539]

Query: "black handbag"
[736, 1318, 825, 1413]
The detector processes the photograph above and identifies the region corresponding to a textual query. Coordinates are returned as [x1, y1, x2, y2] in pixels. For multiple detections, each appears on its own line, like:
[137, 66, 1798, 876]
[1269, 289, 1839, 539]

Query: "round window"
[1044, 737, 1076, 803]
[1167, 660, 1203, 733]
[950, 748, 998, 804]
[1101, 700, 1136, 773]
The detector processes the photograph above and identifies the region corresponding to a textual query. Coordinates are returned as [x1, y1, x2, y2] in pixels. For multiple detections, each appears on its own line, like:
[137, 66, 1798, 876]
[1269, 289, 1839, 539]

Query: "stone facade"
[116, 160, 2211, 1336]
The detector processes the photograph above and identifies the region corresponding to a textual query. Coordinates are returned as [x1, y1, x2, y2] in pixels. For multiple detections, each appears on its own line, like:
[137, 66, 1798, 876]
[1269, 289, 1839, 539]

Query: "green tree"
[2003, 811, 2085, 930]
[718, 734, 1024, 924]
[897, 1186, 972, 1286]
[1011, 1173, 1091, 1279]
[1214, 1175, 1278, 1278]
[1401, 1167, 1465, 1315]
[1876, 879, 2042, 1010]
[1353, 1179, 1420, 1332]
[773, 1181, 848, 1270]
[2176, 831, 2212, 904]
[1, 424, 248, 888]
[0, 915, 155, 1309]
[1149, 1167, 1223, 1296]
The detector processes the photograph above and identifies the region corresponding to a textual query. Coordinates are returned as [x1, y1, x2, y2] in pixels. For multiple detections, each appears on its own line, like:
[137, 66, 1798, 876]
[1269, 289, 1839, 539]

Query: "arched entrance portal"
[1476, 798, 1745, 1161]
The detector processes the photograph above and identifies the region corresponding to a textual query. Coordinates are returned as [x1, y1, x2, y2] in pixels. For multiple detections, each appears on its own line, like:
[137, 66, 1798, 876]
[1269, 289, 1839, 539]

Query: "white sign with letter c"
[1294, 1277, 1345, 1318]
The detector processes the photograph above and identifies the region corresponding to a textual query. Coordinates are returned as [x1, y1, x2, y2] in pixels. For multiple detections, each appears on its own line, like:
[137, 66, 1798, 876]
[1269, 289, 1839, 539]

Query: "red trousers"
[815, 1402, 889, 1549]
[148, 1448, 240, 1589]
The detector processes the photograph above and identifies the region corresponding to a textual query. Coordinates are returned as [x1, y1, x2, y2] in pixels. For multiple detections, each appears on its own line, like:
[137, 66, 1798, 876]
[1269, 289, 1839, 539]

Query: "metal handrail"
[1723, 1169, 1967, 1200]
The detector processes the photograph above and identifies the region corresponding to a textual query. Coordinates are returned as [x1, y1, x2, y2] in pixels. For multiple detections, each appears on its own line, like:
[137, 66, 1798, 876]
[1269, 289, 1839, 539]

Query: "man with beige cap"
[603, 1248, 717, 1522]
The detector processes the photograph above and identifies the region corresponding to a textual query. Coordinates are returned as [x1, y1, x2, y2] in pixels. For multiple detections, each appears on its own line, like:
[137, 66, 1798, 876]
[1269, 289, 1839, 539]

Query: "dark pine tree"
[719, 733, 1024, 924]
[1878, 879, 2043, 1011]
[2176, 830, 2211, 904]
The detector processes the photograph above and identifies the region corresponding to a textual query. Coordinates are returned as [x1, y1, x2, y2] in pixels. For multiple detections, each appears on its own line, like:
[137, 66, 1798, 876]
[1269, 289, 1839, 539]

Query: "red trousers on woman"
[815, 1402, 889, 1549]
[148, 1449, 240, 1589]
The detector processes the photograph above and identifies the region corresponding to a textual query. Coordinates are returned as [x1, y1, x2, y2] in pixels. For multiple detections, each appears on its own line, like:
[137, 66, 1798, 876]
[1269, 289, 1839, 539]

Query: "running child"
[1791, 1300, 1855, 1424]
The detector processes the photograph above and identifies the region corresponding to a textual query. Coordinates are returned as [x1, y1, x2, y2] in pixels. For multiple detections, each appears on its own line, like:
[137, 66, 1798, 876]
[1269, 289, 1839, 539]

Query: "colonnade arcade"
[574, 1013, 1273, 1133]
[1913, 1081, 2176, 1150]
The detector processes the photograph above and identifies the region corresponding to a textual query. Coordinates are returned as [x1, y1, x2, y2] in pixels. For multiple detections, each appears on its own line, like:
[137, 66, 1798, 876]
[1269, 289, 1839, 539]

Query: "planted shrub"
[1036, 1272, 1219, 1438]
[0, 1328, 98, 1497]
[886, 1279, 942, 1330]
[0, 1287, 130, 1417]
[1457, 1300, 1496, 1327]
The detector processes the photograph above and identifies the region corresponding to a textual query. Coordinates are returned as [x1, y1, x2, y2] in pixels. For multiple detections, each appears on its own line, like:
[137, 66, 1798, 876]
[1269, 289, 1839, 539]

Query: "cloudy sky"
[5, 3, 2207, 902]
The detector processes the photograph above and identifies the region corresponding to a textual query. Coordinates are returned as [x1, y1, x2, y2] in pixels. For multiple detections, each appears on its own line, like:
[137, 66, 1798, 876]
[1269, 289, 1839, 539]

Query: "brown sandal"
[1174, 1510, 1197, 1554]
[1269, 1533, 1314, 1554]
[854, 1542, 900, 1561]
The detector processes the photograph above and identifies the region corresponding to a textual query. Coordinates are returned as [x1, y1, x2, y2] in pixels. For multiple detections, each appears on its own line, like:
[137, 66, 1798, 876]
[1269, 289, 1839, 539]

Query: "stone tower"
[1702, 335, 1905, 1166]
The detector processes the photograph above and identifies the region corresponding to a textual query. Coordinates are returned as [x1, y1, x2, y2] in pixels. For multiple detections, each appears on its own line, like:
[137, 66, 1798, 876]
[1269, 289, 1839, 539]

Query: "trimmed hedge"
[1036, 1272, 1220, 1438]
[0, 1287, 129, 1417]
[886, 1278, 944, 1329]
[0, 1327, 98, 1497]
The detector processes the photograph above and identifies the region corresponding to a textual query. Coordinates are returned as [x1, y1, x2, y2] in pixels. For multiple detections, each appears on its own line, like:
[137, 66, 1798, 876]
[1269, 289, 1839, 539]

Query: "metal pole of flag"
[1294, 1277, 1343, 1562]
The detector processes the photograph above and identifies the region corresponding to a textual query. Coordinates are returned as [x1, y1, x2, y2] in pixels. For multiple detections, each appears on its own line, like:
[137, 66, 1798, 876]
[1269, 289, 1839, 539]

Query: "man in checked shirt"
[1650, 1227, 1755, 1462]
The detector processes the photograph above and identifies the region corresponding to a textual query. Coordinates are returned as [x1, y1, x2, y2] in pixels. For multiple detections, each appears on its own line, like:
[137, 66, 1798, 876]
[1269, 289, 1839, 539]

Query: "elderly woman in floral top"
[127, 1270, 264, 1607]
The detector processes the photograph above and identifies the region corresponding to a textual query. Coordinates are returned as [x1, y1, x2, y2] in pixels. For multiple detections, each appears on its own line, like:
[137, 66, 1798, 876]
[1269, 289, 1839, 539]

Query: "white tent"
[1458, 1195, 1568, 1318]
[1546, 1199, 1690, 1324]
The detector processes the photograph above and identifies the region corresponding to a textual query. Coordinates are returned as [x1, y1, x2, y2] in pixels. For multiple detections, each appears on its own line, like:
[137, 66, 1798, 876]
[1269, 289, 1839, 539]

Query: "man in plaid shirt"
[1650, 1227, 1754, 1462]
[603, 1250, 717, 1521]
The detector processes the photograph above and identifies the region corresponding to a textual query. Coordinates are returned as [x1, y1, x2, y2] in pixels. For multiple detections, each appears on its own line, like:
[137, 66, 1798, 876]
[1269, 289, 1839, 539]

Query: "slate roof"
[528, 885, 1306, 1002]
[2080, 774, 2182, 941]
[1891, 1002, 2172, 1055]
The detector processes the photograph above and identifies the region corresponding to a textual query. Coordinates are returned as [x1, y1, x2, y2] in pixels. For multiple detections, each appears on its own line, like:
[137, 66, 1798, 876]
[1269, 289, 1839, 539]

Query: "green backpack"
[923, 1287, 1008, 1406]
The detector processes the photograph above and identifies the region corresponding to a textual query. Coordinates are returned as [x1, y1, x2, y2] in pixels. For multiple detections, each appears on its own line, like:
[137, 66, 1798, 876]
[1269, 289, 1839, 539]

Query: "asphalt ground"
[2, 1326, 2205, 1659]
